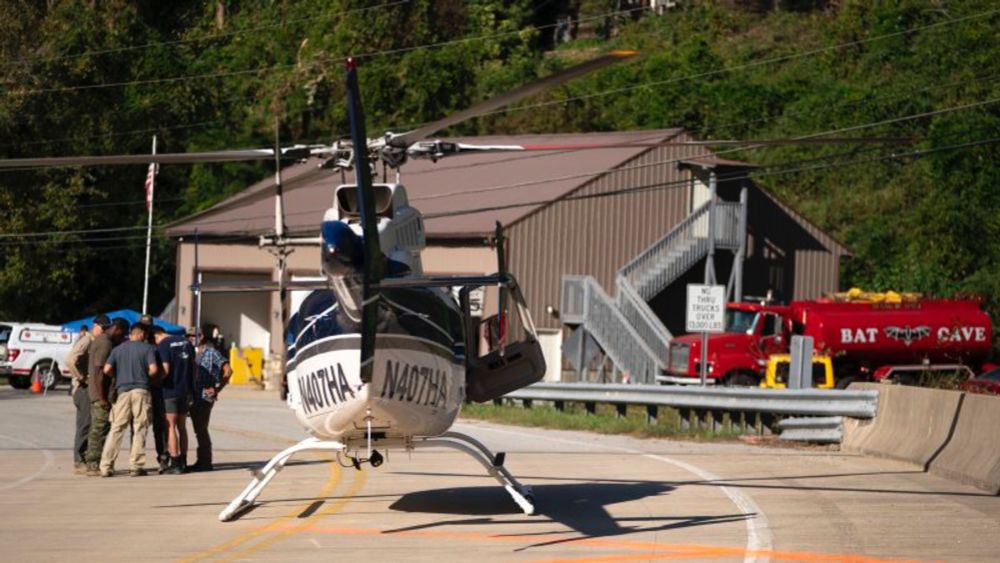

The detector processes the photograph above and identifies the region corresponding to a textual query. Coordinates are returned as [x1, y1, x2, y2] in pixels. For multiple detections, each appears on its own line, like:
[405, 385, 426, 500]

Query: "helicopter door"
[461, 280, 546, 402]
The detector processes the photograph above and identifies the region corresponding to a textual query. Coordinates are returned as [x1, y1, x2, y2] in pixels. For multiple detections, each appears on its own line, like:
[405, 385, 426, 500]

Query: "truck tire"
[31, 360, 60, 391]
[724, 372, 758, 387]
[9, 374, 30, 389]
[835, 376, 863, 390]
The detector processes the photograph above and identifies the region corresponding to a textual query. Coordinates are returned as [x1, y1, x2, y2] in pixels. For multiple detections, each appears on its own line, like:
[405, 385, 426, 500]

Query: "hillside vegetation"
[1, 1, 998, 338]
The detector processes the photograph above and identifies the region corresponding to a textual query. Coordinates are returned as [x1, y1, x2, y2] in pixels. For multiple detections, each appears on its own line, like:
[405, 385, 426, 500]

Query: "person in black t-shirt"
[152, 326, 195, 474]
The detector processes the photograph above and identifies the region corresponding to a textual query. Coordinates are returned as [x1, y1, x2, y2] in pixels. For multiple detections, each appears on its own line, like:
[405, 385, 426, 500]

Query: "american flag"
[144, 162, 158, 211]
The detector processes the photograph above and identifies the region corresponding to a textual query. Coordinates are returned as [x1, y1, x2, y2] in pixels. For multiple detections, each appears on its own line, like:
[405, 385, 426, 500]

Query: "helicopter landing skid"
[410, 431, 535, 516]
[218, 432, 535, 522]
[218, 437, 346, 522]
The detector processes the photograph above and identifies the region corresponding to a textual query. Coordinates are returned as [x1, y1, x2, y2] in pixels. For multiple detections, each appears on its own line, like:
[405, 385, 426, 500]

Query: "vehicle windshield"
[725, 310, 758, 334]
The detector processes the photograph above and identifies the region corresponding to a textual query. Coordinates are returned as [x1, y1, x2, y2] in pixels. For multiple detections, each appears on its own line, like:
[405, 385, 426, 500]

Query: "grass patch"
[460, 401, 747, 441]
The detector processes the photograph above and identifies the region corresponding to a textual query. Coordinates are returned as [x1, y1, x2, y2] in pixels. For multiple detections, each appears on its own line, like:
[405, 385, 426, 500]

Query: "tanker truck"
[661, 295, 993, 388]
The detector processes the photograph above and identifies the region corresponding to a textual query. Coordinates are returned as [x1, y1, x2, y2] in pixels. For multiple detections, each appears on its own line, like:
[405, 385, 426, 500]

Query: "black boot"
[163, 456, 183, 475]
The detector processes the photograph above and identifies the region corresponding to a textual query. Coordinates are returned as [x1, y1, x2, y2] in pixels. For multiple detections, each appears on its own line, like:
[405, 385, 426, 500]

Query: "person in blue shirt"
[152, 326, 195, 475]
[189, 324, 231, 472]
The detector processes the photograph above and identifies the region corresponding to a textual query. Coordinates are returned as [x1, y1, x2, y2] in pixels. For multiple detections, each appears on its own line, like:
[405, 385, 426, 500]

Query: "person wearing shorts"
[153, 326, 195, 474]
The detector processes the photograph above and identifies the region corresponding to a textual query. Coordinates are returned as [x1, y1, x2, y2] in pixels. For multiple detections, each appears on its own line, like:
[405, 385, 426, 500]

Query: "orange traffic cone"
[30, 376, 42, 394]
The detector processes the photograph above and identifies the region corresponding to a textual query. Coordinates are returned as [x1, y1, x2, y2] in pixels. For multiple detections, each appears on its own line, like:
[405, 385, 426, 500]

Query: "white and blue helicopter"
[0, 51, 639, 521]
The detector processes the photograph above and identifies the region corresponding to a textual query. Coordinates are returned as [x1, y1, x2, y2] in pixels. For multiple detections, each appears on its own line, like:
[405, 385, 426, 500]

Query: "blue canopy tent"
[62, 309, 185, 335]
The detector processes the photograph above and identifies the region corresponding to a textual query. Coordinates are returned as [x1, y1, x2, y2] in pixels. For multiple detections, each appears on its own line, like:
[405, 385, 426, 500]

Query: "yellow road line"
[217, 466, 368, 561]
[180, 459, 342, 563]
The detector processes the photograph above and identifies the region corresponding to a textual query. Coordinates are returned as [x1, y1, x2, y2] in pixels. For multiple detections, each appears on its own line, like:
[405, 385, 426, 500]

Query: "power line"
[14, 5, 653, 96]
[78, 196, 186, 209]
[4, 93, 997, 240]
[422, 136, 1000, 220]
[7, 134, 991, 245]
[0, 225, 148, 239]
[2, 7, 994, 155]
[10, 61, 998, 155]
[2, 1, 413, 67]
[408, 97, 1000, 203]
[467, 8, 1000, 121]
[698, 69, 1000, 137]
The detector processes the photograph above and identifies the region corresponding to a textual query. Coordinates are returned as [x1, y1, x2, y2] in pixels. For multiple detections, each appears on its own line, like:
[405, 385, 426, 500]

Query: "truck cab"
[661, 302, 791, 386]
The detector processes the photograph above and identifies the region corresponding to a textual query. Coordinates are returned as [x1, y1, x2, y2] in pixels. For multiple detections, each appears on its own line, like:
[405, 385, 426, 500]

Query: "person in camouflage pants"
[85, 317, 127, 475]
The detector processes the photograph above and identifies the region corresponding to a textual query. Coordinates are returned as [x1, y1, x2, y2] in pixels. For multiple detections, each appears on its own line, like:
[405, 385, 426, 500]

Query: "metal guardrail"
[505, 382, 879, 419]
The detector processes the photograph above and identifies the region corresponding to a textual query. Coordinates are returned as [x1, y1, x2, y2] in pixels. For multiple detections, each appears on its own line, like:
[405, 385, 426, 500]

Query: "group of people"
[66, 314, 232, 477]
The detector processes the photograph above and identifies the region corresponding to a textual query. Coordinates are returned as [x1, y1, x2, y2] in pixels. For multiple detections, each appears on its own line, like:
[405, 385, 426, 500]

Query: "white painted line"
[464, 424, 773, 563]
[0, 433, 55, 491]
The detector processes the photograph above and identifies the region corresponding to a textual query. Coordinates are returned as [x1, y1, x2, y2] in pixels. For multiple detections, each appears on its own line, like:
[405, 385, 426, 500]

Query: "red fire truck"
[662, 297, 993, 388]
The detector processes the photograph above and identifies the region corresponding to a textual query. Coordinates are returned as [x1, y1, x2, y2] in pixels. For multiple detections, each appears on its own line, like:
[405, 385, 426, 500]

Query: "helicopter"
[0, 50, 912, 522]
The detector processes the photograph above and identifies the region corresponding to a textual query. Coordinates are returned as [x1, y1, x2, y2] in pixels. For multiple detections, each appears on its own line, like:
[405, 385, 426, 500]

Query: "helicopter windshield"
[725, 310, 758, 334]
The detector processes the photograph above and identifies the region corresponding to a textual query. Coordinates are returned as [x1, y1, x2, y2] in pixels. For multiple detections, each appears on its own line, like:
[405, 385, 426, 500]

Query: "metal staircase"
[561, 198, 746, 383]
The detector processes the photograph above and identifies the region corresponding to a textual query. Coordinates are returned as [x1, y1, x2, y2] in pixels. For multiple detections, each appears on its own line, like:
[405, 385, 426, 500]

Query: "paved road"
[1, 386, 997, 562]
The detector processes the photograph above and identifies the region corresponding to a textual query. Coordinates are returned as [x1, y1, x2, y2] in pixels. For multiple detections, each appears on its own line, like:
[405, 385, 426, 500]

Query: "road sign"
[686, 284, 725, 334]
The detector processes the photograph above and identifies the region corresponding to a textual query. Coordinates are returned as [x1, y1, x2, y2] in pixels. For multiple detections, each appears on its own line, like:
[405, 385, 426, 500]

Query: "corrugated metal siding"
[763, 191, 848, 300]
[509, 132, 708, 329]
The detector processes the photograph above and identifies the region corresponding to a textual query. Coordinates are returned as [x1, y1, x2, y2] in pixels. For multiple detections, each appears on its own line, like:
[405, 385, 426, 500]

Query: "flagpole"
[142, 135, 157, 315]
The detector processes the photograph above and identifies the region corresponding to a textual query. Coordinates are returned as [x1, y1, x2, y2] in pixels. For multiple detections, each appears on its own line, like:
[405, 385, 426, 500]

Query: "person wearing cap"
[83, 317, 123, 474]
[99, 323, 159, 477]
[66, 321, 96, 474]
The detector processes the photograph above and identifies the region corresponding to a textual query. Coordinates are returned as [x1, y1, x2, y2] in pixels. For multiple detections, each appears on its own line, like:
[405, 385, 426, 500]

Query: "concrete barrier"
[842, 383, 962, 467]
[928, 392, 1000, 494]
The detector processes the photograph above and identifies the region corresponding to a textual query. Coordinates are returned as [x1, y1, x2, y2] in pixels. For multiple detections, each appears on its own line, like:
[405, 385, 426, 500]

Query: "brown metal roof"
[166, 129, 683, 239]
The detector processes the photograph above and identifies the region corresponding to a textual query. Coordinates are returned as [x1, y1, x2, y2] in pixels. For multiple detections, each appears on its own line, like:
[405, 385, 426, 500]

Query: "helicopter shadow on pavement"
[384, 481, 753, 550]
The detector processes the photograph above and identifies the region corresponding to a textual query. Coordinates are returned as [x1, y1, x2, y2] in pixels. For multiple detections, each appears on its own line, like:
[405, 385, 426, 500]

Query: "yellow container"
[760, 354, 835, 389]
[229, 347, 264, 385]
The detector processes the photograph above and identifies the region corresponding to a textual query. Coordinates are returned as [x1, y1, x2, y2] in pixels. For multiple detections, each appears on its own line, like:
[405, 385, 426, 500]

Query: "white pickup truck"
[0, 323, 76, 390]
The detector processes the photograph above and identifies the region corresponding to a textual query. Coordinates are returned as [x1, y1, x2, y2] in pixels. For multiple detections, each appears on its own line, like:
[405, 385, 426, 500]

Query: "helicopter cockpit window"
[336, 185, 394, 219]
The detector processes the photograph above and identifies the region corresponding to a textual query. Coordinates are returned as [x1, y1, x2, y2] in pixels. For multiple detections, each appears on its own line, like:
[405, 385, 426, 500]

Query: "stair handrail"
[619, 201, 742, 287]
[616, 275, 672, 361]
[578, 276, 663, 383]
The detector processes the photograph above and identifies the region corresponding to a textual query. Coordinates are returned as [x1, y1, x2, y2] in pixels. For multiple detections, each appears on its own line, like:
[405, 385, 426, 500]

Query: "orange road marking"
[286, 524, 927, 563]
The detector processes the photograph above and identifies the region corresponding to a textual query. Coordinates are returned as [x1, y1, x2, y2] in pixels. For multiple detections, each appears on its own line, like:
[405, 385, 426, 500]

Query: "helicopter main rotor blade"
[0, 146, 319, 169]
[404, 136, 913, 161]
[388, 50, 639, 149]
[346, 57, 384, 386]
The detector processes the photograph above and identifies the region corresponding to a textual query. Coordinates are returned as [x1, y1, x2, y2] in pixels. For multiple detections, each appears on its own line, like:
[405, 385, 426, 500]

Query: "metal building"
[166, 128, 847, 383]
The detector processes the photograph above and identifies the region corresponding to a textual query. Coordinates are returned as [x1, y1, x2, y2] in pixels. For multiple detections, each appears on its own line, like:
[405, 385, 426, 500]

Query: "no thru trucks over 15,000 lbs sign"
[686, 284, 725, 334]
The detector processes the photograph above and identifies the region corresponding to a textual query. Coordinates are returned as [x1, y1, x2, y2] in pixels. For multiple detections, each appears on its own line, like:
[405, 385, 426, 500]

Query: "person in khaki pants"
[99, 324, 159, 477]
